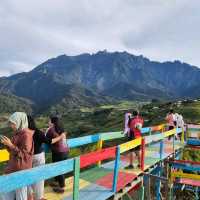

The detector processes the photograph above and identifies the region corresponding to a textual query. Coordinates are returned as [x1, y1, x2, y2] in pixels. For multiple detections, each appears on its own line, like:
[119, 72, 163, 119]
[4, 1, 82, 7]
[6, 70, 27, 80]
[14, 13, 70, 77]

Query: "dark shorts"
[168, 126, 174, 130]
[168, 126, 174, 139]
[127, 134, 140, 152]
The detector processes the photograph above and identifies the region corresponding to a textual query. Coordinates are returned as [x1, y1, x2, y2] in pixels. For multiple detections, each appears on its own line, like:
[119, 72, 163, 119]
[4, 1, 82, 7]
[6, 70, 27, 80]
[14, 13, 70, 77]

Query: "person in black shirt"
[27, 115, 65, 200]
[46, 116, 69, 194]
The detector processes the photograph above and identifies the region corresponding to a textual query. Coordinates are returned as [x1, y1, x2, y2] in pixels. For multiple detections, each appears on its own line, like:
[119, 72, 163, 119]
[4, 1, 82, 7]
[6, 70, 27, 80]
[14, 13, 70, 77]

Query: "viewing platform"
[0, 124, 199, 200]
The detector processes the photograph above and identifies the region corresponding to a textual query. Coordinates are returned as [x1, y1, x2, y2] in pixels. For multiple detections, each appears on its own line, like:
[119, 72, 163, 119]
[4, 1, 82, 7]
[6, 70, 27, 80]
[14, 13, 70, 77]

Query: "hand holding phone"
[0, 134, 4, 139]
[0, 135, 12, 147]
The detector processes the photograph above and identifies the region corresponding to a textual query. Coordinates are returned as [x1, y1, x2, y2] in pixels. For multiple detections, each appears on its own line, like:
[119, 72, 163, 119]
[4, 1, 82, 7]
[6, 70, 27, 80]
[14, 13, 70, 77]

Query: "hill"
[39, 99, 200, 138]
[0, 93, 33, 114]
[1, 99, 200, 163]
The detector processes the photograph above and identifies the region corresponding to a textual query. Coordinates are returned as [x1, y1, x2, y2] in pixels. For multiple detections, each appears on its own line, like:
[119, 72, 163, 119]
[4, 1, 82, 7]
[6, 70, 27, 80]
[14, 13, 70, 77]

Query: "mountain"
[0, 50, 200, 113]
[30, 51, 200, 98]
[0, 71, 113, 113]
[25, 51, 200, 98]
[40, 84, 114, 114]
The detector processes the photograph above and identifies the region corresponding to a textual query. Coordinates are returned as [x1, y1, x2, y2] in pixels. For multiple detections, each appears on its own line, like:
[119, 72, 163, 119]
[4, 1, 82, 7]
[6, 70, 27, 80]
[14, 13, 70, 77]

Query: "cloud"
[0, 0, 199, 76]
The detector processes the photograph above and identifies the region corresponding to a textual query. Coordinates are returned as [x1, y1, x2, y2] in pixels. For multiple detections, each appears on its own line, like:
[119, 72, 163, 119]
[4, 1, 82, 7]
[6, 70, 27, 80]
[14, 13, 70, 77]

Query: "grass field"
[0, 99, 200, 170]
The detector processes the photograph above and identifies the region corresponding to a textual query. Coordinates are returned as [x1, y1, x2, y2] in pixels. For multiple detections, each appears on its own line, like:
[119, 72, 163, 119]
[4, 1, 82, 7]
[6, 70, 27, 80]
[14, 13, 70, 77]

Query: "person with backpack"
[46, 116, 69, 193]
[125, 110, 144, 169]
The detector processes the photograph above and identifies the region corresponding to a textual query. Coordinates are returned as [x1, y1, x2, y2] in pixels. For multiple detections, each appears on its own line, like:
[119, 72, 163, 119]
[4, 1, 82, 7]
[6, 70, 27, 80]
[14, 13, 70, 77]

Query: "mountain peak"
[57, 54, 67, 59]
[0, 50, 200, 111]
[95, 49, 108, 54]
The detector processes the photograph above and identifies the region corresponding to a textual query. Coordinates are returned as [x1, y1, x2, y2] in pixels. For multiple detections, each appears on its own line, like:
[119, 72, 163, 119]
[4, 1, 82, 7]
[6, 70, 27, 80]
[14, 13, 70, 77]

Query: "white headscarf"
[9, 112, 28, 131]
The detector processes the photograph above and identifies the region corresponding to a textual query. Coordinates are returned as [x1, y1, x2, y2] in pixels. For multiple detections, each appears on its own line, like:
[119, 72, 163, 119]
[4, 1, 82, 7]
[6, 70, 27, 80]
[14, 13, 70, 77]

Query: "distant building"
[152, 107, 159, 109]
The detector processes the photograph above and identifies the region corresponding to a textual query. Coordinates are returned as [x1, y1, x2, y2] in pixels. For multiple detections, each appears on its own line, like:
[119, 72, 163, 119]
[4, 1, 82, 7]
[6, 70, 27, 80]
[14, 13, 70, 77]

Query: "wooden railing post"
[148, 128, 152, 148]
[141, 138, 145, 171]
[73, 157, 80, 200]
[97, 139, 103, 167]
[195, 186, 199, 200]
[162, 124, 166, 132]
[155, 164, 161, 200]
[159, 140, 164, 160]
[173, 130, 175, 159]
[0, 150, 9, 162]
[112, 146, 120, 193]
[168, 163, 173, 200]
[186, 124, 189, 141]
[156, 135, 164, 200]
[149, 128, 152, 136]
[140, 182, 145, 200]
[181, 127, 185, 144]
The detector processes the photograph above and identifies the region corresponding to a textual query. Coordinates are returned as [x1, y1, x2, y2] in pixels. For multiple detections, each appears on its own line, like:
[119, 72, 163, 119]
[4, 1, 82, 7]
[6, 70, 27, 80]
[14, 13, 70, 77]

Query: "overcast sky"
[0, 0, 200, 76]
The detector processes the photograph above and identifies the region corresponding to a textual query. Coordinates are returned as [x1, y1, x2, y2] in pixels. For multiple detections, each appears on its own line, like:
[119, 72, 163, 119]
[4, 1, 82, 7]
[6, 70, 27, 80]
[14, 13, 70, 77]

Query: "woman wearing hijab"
[0, 112, 34, 200]
[46, 116, 69, 193]
[27, 115, 65, 200]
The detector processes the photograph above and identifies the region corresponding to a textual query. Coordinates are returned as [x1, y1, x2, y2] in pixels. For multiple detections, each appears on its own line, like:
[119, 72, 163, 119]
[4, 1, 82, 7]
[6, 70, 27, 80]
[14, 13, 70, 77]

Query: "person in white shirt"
[177, 114, 184, 128]
[176, 114, 184, 140]
[174, 113, 179, 127]
[123, 112, 132, 136]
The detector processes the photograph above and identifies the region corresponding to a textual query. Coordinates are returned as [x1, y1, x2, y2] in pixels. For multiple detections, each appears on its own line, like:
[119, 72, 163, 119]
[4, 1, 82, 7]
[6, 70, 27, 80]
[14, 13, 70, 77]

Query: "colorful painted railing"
[67, 126, 152, 149]
[0, 124, 165, 163]
[169, 160, 200, 200]
[0, 149, 9, 162]
[169, 123, 200, 200]
[0, 158, 77, 194]
[0, 126, 183, 200]
[187, 124, 200, 130]
[186, 124, 200, 139]
[187, 139, 200, 146]
[186, 124, 200, 147]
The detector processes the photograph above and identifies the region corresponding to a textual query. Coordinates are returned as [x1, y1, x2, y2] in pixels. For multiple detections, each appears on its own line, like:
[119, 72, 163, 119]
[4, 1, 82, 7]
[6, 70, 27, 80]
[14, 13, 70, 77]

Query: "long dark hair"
[132, 110, 139, 117]
[27, 115, 37, 131]
[50, 116, 64, 135]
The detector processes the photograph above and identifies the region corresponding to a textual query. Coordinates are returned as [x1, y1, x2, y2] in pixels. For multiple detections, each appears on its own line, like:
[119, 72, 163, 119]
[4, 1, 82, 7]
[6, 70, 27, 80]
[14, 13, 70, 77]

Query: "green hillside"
[1, 99, 200, 139]
[0, 93, 33, 114]
[1, 99, 200, 156]
[0, 99, 200, 198]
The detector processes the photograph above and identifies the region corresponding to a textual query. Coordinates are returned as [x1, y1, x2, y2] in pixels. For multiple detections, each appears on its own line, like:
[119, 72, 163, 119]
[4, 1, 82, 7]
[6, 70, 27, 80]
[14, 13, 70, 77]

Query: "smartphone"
[0, 134, 4, 140]
[0, 135, 4, 148]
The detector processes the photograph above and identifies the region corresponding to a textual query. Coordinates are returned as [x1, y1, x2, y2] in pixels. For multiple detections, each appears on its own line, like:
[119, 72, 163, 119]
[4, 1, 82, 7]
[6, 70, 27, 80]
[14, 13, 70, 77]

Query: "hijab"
[9, 112, 28, 131]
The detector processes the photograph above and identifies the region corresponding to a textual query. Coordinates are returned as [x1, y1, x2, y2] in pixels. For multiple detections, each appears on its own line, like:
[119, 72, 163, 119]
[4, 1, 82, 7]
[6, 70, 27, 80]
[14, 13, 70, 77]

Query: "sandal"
[124, 164, 134, 169]
[49, 182, 59, 187]
[53, 187, 65, 194]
